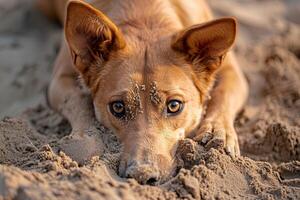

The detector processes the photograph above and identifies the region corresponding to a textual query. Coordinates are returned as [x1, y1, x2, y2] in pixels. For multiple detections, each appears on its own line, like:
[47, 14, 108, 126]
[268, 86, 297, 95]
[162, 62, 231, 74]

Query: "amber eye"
[167, 100, 183, 115]
[110, 101, 125, 118]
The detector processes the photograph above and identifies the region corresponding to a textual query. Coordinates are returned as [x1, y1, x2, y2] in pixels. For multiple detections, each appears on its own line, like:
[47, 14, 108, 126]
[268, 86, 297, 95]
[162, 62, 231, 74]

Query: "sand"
[0, 0, 300, 199]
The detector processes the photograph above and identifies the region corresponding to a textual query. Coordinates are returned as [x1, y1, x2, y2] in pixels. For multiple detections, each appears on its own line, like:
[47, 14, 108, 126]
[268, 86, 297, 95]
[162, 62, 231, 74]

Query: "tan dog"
[38, 0, 248, 184]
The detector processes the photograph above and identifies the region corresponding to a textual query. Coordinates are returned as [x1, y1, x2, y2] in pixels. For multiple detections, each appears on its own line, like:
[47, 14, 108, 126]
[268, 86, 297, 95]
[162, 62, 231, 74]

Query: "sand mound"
[1, 0, 300, 199]
[1, 116, 299, 199]
[236, 25, 300, 164]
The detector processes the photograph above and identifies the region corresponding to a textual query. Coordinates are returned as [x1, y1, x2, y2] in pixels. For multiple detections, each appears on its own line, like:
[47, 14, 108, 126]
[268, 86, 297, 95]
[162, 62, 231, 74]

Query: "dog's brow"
[109, 90, 129, 99]
[158, 88, 189, 94]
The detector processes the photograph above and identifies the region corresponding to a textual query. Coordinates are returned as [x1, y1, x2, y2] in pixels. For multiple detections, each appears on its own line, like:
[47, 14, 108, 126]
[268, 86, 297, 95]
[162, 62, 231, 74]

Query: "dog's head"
[65, 1, 236, 184]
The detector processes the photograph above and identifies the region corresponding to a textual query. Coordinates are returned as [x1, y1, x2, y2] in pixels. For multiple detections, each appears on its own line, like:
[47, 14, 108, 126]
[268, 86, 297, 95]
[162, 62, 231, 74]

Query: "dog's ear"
[172, 18, 236, 76]
[171, 18, 236, 101]
[65, 0, 126, 88]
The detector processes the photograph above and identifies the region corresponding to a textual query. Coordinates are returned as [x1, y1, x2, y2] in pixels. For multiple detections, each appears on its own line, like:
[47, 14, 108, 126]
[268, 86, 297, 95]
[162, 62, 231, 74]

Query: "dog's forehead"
[101, 40, 195, 98]
[107, 50, 193, 95]
[96, 46, 199, 122]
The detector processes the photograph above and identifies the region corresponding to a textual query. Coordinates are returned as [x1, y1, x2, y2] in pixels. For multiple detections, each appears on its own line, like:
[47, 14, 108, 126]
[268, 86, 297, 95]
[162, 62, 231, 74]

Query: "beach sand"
[0, 0, 299, 199]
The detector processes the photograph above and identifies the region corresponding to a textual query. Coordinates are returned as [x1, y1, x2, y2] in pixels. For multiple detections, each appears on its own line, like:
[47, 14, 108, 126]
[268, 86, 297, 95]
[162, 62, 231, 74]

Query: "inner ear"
[64, 0, 126, 90]
[171, 17, 236, 69]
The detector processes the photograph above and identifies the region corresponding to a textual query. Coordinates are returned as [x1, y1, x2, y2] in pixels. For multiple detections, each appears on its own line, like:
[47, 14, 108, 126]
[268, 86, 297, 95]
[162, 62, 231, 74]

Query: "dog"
[38, 0, 248, 184]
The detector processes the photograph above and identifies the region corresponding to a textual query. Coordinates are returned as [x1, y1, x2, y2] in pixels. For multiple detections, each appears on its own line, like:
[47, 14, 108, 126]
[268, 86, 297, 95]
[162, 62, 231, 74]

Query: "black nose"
[125, 163, 160, 185]
[145, 177, 158, 185]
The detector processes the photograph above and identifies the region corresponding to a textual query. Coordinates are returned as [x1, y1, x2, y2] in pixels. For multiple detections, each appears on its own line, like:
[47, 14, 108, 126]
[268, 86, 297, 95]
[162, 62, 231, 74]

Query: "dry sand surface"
[1, 0, 300, 199]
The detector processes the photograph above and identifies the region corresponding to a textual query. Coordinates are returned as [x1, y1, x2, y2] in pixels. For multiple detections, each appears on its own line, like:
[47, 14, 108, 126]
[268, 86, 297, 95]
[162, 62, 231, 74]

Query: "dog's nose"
[125, 163, 160, 185]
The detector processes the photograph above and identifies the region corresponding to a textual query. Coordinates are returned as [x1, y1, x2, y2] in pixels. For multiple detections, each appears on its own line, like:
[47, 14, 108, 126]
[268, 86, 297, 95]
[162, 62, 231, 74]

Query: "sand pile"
[1, 105, 299, 199]
[236, 25, 300, 163]
[1, 0, 300, 199]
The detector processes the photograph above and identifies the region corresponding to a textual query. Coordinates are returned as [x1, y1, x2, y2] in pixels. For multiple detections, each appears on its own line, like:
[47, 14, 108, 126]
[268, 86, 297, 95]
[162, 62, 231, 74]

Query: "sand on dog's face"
[93, 57, 203, 183]
[1, 0, 300, 199]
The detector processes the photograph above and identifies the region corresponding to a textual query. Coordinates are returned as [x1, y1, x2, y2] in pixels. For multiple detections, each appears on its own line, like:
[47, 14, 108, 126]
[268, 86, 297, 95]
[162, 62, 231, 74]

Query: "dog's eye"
[110, 101, 125, 118]
[167, 100, 183, 115]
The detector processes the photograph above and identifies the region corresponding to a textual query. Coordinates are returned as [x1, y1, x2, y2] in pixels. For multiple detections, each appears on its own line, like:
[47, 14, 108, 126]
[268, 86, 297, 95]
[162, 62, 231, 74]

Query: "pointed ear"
[171, 18, 236, 75]
[65, 0, 126, 88]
